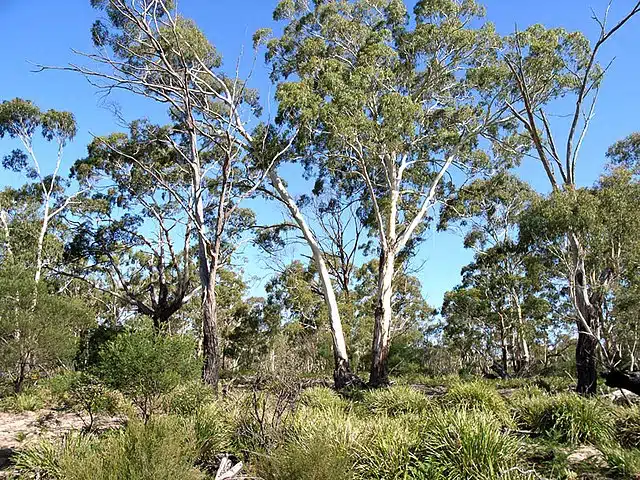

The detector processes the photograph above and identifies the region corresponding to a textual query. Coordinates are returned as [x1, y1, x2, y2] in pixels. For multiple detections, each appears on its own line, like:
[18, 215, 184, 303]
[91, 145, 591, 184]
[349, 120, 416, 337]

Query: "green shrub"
[299, 386, 347, 412]
[362, 386, 431, 416]
[164, 380, 215, 416]
[97, 330, 201, 421]
[14, 416, 206, 480]
[443, 381, 511, 424]
[513, 393, 615, 445]
[413, 408, 529, 480]
[49, 371, 119, 430]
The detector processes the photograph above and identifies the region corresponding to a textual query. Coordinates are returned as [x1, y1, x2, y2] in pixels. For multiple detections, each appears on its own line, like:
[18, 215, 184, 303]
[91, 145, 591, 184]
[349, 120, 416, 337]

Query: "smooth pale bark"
[369, 249, 395, 386]
[268, 170, 357, 388]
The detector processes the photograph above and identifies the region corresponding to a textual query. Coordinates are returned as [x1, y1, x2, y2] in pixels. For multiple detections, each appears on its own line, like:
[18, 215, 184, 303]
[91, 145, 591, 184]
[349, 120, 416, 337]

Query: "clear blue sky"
[1, 0, 639, 308]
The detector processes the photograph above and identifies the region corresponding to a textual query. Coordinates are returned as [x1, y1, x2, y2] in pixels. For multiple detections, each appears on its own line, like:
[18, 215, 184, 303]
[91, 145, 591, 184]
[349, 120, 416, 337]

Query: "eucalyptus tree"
[440, 173, 558, 374]
[65, 120, 201, 333]
[267, 0, 517, 385]
[491, 3, 640, 393]
[52, 0, 295, 387]
[0, 98, 84, 285]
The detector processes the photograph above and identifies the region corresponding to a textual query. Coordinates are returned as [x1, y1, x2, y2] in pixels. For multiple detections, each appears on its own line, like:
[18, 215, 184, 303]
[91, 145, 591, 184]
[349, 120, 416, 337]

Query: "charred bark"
[602, 370, 640, 396]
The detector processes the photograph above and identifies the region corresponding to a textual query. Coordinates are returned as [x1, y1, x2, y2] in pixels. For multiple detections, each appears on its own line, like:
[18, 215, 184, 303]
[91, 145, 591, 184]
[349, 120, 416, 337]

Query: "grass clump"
[362, 385, 431, 416]
[13, 416, 206, 480]
[615, 406, 640, 449]
[164, 380, 215, 416]
[443, 381, 511, 424]
[513, 393, 615, 446]
[414, 408, 529, 480]
[0, 388, 46, 412]
[602, 446, 640, 479]
[299, 386, 347, 412]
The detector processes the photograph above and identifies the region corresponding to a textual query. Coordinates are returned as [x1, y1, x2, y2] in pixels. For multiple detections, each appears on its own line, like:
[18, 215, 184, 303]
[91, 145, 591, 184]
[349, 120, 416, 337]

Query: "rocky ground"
[0, 410, 122, 476]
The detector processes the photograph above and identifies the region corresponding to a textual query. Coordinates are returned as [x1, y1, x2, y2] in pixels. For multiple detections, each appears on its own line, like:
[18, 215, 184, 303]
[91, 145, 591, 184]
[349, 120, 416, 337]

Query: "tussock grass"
[362, 385, 431, 416]
[513, 393, 615, 445]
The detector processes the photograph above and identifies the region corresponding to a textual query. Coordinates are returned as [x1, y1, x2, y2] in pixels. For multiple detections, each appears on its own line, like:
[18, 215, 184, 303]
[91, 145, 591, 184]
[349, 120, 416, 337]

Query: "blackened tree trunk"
[576, 325, 598, 395]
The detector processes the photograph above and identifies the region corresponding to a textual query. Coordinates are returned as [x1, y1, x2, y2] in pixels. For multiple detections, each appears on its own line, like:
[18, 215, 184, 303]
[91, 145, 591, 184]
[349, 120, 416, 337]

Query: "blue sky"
[1, 0, 639, 308]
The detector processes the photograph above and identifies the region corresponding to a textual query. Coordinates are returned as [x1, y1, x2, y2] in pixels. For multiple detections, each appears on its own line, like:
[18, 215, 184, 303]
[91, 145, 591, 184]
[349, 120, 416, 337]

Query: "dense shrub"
[362, 385, 431, 416]
[513, 393, 615, 445]
[97, 330, 201, 420]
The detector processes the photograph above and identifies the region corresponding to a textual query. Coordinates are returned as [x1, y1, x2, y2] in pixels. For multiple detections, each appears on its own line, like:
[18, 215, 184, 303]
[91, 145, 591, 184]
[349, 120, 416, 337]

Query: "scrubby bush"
[362, 385, 431, 416]
[97, 330, 201, 421]
[49, 371, 119, 430]
[513, 393, 615, 445]
[414, 408, 529, 480]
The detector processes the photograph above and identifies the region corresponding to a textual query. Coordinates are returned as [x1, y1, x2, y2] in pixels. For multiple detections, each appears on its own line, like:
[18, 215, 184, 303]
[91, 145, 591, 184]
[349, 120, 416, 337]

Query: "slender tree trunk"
[369, 249, 394, 387]
[268, 171, 358, 388]
[569, 233, 600, 395]
[497, 312, 509, 375]
[202, 276, 219, 387]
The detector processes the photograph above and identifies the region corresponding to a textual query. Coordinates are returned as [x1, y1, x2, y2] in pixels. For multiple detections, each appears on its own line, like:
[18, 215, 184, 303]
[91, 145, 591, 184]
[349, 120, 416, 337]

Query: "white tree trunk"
[268, 171, 355, 386]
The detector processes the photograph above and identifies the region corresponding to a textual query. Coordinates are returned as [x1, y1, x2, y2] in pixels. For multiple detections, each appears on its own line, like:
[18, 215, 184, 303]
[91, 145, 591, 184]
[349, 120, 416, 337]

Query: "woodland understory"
[3, 0, 640, 478]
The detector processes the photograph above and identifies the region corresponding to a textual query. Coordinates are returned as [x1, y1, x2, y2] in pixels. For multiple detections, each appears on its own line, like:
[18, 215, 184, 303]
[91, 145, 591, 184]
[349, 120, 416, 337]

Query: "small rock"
[566, 445, 607, 469]
[608, 388, 640, 405]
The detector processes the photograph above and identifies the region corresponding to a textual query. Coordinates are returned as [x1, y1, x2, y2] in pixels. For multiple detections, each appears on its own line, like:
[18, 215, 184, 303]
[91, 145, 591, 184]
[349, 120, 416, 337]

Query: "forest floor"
[0, 410, 123, 476]
[2, 378, 640, 479]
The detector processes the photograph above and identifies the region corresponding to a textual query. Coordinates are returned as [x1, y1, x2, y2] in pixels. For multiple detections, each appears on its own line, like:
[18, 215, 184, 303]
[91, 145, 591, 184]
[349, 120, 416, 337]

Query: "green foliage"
[414, 408, 528, 480]
[0, 388, 46, 412]
[14, 417, 205, 480]
[513, 393, 615, 446]
[193, 402, 236, 468]
[50, 371, 119, 430]
[97, 330, 201, 420]
[444, 381, 511, 424]
[0, 267, 92, 392]
[362, 385, 431, 416]
[164, 380, 215, 416]
[299, 386, 347, 411]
